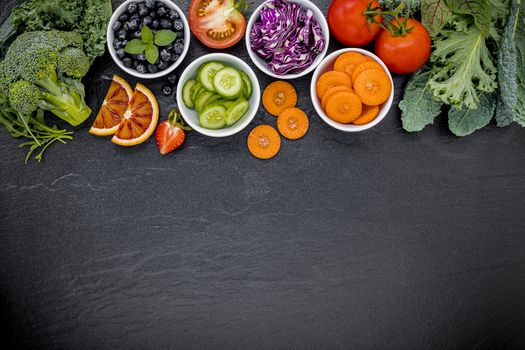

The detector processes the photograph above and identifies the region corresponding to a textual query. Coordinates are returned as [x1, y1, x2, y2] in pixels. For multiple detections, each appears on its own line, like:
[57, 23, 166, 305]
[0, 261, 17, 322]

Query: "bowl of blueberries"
[107, 0, 190, 79]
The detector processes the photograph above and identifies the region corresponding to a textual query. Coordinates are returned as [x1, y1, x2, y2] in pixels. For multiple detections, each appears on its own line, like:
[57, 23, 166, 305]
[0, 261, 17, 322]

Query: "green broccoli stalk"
[0, 31, 92, 126]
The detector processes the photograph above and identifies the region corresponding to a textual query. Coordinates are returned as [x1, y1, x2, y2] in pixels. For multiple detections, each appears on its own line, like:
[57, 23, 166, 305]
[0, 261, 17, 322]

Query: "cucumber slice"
[199, 105, 227, 130]
[240, 71, 253, 99]
[195, 91, 215, 113]
[198, 62, 225, 92]
[190, 82, 202, 104]
[182, 80, 196, 109]
[206, 94, 223, 106]
[225, 98, 249, 126]
[213, 67, 243, 98]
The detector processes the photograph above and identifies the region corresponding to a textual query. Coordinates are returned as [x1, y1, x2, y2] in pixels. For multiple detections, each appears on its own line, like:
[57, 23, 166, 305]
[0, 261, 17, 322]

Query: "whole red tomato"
[374, 18, 431, 74]
[328, 0, 383, 47]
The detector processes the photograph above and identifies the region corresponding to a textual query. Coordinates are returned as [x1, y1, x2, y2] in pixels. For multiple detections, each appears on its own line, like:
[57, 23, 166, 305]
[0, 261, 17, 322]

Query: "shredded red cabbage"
[250, 0, 326, 75]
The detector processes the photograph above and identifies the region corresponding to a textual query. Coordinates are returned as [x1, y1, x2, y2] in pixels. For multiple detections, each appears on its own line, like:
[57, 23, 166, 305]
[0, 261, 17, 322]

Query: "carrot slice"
[316, 71, 352, 99]
[353, 69, 392, 106]
[277, 107, 309, 140]
[247, 125, 281, 159]
[325, 92, 362, 124]
[351, 60, 384, 83]
[262, 81, 297, 116]
[321, 85, 353, 110]
[333, 52, 370, 79]
[353, 104, 380, 125]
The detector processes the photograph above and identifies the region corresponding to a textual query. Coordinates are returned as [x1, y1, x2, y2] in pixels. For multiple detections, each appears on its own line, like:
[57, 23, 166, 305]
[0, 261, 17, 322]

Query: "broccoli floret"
[0, 31, 91, 126]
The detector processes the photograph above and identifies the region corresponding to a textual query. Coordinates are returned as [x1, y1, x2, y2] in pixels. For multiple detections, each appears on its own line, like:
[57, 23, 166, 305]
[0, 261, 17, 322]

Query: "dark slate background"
[1, 1, 525, 349]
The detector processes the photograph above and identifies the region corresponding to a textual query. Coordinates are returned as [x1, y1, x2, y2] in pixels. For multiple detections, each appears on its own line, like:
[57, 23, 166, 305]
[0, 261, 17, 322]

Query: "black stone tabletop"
[1, 1, 524, 349]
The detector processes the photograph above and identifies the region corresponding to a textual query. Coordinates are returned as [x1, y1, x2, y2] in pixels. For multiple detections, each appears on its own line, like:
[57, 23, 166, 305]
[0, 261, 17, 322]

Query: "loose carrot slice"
[262, 81, 297, 116]
[333, 52, 370, 79]
[316, 71, 352, 99]
[353, 69, 392, 106]
[325, 92, 362, 124]
[353, 104, 380, 125]
[351, 60, 384, 83]
[247, 125, 281, 159]
[321, 85, 353, 110]
[277, 107, 309, 140]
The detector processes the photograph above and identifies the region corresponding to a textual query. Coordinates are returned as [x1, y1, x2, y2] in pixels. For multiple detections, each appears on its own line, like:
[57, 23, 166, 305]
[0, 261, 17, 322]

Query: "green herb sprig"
[124, 26, 177, 64]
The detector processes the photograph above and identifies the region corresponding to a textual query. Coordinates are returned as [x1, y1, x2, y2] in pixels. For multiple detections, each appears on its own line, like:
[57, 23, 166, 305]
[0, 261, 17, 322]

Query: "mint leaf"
[124, 39, 145, 54]
[446, 0, 491, 35]
[421, 0, 452, 36]
[448, 92, 495, 136]
[400, 67, 443, 132]
[145, 44, 159, 64]
[155, 30, 177, 46]
[141, 25, 154, 44]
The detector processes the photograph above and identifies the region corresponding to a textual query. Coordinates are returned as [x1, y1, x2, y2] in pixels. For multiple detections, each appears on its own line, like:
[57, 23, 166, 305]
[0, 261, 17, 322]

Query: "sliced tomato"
[188, 0, 246, 49]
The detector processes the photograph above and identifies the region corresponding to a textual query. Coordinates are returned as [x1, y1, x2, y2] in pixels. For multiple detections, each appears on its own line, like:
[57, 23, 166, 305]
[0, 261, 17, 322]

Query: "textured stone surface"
[1, 1, 525, 349]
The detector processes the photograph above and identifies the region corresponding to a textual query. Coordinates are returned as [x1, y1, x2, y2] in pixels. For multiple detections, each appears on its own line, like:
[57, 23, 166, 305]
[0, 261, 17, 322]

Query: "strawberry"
[155, 110, 192, 155]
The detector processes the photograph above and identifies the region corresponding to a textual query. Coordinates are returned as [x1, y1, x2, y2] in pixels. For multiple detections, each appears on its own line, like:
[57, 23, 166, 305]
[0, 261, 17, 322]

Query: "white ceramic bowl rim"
[245, 0, 330, 80]
[107, 0, 190, 79]
[176, 53, 261, 138]
[310, 48, 395, 133]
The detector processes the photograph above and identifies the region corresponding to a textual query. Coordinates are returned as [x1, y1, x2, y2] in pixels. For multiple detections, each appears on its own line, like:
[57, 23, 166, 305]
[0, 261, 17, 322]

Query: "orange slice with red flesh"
[111, 83, 159, 147]
[89, 75, 133, 136]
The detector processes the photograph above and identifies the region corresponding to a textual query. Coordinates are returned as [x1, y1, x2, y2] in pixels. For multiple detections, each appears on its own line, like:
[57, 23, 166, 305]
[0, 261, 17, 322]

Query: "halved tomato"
[188, 0, 246, 49]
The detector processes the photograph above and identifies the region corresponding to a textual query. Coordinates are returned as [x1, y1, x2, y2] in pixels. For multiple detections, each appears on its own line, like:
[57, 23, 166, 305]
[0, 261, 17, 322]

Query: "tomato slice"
[189, 0, 246, 49]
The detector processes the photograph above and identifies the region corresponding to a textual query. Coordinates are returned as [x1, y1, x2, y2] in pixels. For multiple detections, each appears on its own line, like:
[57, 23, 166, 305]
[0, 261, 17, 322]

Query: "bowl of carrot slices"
[310, 48, 394, 132]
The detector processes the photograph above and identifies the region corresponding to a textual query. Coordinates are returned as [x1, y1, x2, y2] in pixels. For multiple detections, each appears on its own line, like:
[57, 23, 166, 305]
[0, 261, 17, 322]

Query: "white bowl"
[176, 53, 261, 138]
[107, 0, 190, 79]
[310, 48, 394, 132]
[245, 0, 330, 80]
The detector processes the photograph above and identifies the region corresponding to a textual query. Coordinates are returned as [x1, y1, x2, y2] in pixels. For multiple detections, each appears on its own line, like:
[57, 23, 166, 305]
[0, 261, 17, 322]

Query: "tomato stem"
[364, 0, 414, 37]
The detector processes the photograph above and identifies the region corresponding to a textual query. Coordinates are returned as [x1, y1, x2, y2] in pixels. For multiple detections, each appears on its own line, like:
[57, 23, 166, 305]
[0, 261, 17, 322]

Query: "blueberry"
[147, 64, 159, 73]
[117, 29, 127, 40]
[127, 19, 139, 31]
[151, 19, 160, 29]
[116, 48, 126, 59]
[122, 57, 133, 68]
[118, 13, 129, 22]
[175, 32, 183, 40]
[127, 2, 138, 13]
[136, 52, 147, 61]
[162, 85, 172, 95]
[160, 19, 171, 29]
[175, 37, 184, 45]
[167, 73, 178, 85]
[169, 54, 179, 63]
[160, 49, 171, 62]
[132, 30, 142, 38]
[112, 21, 122, 31]
[131, 13, 140, 21]
[156, 6, 167, 17]
[173, 20, 183, 31]
[173, 42, 184, 55]
[133, 60, 140, 68]
[141, 15, 153, 26]
[167, 10, 179, 20]
[156, 60, 169, 70]
[150, 11, 157, 19]
[145, 0, 156, 9]
[136, 64, 147, 74]
[138, 4, 149, 16]
[113, 39, 122, 49]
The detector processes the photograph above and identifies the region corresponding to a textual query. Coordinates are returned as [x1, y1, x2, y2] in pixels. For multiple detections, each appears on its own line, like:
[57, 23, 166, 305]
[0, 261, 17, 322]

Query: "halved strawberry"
[155, 110, 192, 155]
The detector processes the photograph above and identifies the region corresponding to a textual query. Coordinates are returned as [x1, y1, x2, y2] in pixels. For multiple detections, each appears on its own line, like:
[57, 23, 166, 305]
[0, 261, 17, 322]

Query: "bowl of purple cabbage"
[246, 0, 329, 79]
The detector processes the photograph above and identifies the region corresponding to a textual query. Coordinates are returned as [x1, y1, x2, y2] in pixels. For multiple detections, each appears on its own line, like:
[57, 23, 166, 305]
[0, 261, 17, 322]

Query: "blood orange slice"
[111, 83, 159, 147]
[89, 75, 133, 136]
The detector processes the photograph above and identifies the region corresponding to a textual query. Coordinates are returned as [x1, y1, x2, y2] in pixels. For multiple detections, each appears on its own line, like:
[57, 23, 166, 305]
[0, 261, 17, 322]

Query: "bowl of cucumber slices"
[177, 53, 260, 137]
